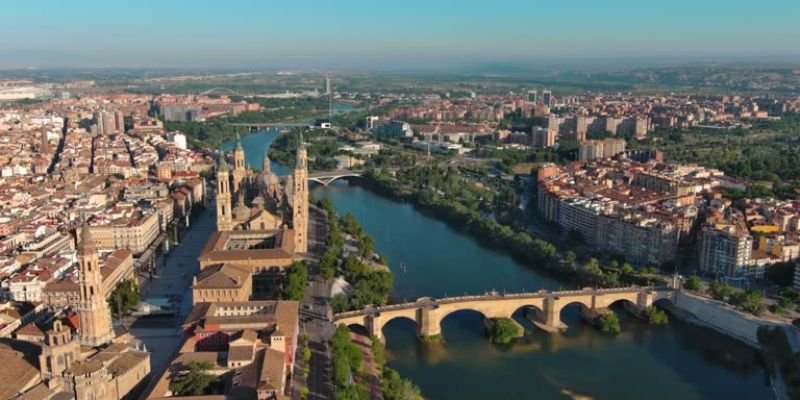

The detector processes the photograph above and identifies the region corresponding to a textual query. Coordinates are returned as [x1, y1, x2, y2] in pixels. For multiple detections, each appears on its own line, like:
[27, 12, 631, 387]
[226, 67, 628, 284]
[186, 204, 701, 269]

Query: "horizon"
[2, 0, 799, 70]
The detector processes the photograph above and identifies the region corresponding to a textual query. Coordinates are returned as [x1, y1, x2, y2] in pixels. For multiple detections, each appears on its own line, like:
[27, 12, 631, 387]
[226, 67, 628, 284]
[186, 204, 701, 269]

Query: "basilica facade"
[215, 133, 308, 254]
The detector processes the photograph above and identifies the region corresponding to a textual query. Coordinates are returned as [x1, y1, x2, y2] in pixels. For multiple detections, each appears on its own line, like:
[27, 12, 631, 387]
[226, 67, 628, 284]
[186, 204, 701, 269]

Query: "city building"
[578, 138, 626, 161]
[145, 300, 299, 400]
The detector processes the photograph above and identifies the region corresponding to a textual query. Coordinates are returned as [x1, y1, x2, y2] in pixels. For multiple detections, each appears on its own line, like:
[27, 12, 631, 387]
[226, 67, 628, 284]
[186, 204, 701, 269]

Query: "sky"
[0, 0, 798, 69]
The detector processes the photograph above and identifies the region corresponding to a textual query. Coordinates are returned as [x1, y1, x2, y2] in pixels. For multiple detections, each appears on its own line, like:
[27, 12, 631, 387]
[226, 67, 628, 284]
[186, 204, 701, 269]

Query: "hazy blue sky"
[1, 0, 798, 69]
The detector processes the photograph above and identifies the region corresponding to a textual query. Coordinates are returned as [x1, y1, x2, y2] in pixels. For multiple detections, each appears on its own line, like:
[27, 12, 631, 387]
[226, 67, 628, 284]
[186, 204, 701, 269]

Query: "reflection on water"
[382, 307, 769, 400]
[228, 131, 773, 400]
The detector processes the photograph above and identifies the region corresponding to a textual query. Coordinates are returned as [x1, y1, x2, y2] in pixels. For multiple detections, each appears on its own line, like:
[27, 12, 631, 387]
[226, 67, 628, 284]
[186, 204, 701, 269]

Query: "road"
[293, 204, 336, 400]
[128, 208, 214, 392]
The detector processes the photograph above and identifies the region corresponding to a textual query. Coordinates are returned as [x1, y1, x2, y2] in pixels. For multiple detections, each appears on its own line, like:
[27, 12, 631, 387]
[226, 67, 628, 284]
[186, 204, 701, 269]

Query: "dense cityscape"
[1, 1, 800, 400]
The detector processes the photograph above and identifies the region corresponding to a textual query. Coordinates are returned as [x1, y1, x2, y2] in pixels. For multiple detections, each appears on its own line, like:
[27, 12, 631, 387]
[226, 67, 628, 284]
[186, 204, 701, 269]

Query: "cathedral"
[27, 225, 151, 400]
[216, 133, 308, 254]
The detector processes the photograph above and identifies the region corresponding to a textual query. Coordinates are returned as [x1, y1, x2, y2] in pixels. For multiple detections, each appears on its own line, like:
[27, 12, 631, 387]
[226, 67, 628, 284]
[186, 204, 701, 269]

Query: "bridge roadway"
[334, 286, 676, 340]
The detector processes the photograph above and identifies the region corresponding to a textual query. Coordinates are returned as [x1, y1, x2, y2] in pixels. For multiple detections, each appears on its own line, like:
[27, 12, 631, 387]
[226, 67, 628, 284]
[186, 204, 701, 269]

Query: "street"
[293, 204, 336, 400]
[128, 208, 214, 391]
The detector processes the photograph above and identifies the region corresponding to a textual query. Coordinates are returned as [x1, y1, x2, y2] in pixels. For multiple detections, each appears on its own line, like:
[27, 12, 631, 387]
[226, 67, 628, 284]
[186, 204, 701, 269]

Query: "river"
[226, 130, 774, 400]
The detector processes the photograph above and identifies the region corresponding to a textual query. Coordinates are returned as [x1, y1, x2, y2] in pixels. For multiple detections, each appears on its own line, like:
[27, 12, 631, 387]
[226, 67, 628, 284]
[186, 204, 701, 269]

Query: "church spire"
[235, 132, 244, 151]
[262, 150, 271, 174]
[77, 223, 114, 347]
[218, 147, 230, 171]
[79, 223, 96, 254]
[295, 131, 307, 170]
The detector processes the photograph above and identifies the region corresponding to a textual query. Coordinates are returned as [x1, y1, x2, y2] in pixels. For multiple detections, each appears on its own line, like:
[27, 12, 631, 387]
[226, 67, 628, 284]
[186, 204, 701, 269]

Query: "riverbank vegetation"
[330, 324, 423, 400]
[162, 97, 352, 149]
[757, 325, 800, 399]
[361, 166, 666, 290]
[488, 318, 521, 344]
[596, 313, 621, 334]
[316, 198, 393, 312]
[269, 127, 343, 171]
[646, 306, 670, 325]
[371, 338, 424, 400]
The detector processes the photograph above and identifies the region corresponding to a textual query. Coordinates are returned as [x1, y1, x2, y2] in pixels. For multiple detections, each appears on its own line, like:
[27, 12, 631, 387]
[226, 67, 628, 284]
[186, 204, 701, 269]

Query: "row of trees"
[316, 198, 393, 312]
[281, 261, 308, 301]
[371, 336, 423, 400]
[331, 325, 369, 399]
[708, 281, 765, 315]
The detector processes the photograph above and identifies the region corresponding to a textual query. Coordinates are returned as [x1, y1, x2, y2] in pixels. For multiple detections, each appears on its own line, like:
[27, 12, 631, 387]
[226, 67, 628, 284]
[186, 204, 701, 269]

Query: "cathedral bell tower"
[292, 132, 309, 253]
[77, 225, 114, 347]
[216, 150, 235, 231]
[232, 133, 247, 198]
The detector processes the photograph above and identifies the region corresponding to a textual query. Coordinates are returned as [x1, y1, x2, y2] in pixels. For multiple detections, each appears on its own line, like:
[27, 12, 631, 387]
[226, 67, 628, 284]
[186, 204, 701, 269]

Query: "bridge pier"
[366, 315, 383, 341]
[419, 307, 441, 339]
[542, 297, 568, 331]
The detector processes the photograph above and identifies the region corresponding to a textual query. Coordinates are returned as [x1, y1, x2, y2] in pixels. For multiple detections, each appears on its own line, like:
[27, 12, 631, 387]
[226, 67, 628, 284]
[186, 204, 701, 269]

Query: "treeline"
[644, 113, 800, 198]
[316, 198, 393, 312]
[164, 120, 238, 149]
[269, 128, 342, 171]
[331, 325, 422, 400]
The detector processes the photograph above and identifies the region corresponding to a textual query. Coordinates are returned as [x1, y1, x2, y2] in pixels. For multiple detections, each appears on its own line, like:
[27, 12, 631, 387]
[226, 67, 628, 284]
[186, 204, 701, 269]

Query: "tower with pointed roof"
[232, 132, 247, 199]
[216, 150, 235, 231]
[77, 225, 114, 347]
[292, 132, 308, 253]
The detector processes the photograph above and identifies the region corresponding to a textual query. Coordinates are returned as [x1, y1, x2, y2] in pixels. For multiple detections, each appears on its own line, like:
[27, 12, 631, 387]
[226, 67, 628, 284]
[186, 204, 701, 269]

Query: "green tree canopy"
[170, 361, 219, 396]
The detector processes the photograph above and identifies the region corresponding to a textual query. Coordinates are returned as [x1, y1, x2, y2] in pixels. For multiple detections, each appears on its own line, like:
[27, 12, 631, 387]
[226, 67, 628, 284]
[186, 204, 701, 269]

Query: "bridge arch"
[201, 87, 244, 96]
[509, 303, 549, 332]
[308, 174, 363, 186]
[346, 323, 371, 338]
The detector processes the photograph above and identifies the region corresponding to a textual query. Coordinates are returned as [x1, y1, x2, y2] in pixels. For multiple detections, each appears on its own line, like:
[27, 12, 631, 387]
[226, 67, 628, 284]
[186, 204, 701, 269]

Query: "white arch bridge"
[334, 286, 677, 341]
[307, 170, 363, 186]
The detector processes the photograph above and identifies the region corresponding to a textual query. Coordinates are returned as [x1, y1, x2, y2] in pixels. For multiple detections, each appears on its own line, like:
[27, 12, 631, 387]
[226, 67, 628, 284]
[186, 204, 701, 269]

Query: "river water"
[225, 130, 774, 400]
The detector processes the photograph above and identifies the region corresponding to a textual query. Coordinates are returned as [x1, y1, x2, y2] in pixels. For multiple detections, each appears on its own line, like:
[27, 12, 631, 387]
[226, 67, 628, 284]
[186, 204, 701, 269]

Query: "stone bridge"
[334, 286, 676, 340]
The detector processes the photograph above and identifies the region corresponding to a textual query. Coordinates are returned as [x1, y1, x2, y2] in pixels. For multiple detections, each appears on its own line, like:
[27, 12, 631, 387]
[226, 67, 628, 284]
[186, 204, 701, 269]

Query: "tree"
[684, 275, 703, 291]
[709, 281, 734, 301]
[620, 263, 634, 276]
[170, 361, 219, 396]
[319, 249, 338, 280]
[302, 346, 312, 363]
[359, 234, 375, 259]
[108, 279, 139, 317]
[732, 290, 765, 315]
[596, 313, 621, 334]
[647, 306, 669, 325]
[282, 261, 308, 301]
[488, 318, 520, 344]
[331, 294, 350, 313]
[381, 368, 423, 400]
[580, 258, 604, 283]
[299, 386, 309, 400]
[561, 251, 577, 270]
